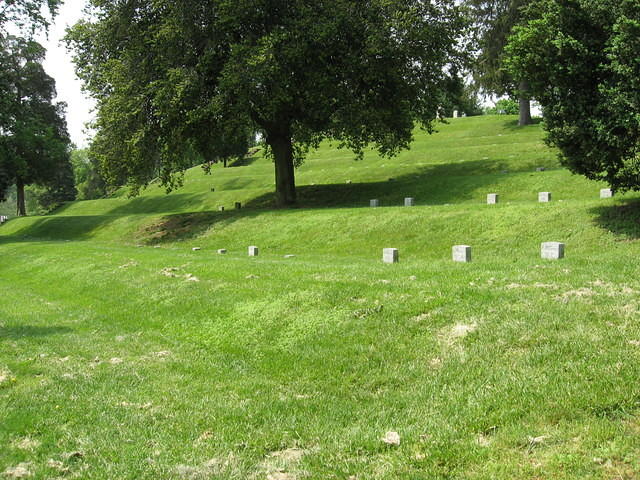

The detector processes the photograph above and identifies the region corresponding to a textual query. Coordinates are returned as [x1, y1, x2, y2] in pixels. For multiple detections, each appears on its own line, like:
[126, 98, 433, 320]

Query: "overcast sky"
[37, 0, 93, 148]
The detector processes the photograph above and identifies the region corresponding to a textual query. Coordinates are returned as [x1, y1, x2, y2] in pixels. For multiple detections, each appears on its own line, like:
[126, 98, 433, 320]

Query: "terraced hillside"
[1, 116, 639, 479]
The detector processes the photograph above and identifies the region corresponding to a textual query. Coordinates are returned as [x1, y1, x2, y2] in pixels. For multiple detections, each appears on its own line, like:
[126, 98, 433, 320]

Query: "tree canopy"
[506, 0, 640, 191]
[0, 36, 74, 215]
[0, 0, 62, 33]
[67, 0, 464, 206]
[465, 0, 533, 125]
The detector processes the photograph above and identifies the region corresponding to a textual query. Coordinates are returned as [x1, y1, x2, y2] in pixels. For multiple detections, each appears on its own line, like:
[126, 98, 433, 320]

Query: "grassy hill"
[1, 116, 640, 479]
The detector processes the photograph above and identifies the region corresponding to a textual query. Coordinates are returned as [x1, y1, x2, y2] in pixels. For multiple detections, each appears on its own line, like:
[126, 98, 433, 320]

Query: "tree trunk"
[518, 80, 533, 126]
[266, 131, 297, 207]
[16, 178, 26, 217]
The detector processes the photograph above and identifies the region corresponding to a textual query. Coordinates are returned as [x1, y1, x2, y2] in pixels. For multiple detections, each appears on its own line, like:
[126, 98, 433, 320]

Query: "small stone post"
[538, 192, 551, 203]
[487, 194, 499, 204]
[383, 248, 399, 264]
[370, 199, 379, 208]
[541, 242, 564, 260]
[248, 246, 259, 257]
[452, 245, 472, 263]
[404, 198, 415, 207]
[600, 189, 613, 199]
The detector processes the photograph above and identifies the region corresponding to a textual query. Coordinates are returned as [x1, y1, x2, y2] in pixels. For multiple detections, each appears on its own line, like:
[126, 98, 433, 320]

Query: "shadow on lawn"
[0, 325, 73, 339]
[246, 159, 545, 209]
[590, 199, 640, 240]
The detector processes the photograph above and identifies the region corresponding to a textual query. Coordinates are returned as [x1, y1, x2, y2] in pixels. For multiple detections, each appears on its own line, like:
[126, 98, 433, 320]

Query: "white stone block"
[453, 110, 459, 118]
[487, 194, 499, 204]
[541, 242, 564, 260]
[218, 206, 225, 211]
[383, 248, 399, 264]
[539, 192, 551, 203]
[248, 246, 259, 257]
[600, 188, 613, 199]
[370, 199, 379, 208]
[217, 249, 227, 255]
[452, 245, 472, 263]
[192, 247, 201, 251]
[404, 197, 415, 207]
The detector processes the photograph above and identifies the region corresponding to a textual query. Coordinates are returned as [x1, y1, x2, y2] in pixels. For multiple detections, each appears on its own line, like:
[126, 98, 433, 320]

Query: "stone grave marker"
[600, 188, 613, 199]
[217, 249, 227, 255]
[370, 199, 379, 208]
[452, 245, 472, 263]
[487, 193, 499, 204]
[383, 248, 399, 264]
[218, 206, 225, 212]
[404, 197, 415, 207]
[539, 192, 551, 203]
[541, 242, 564, 260]
[248, 246, 259, 257]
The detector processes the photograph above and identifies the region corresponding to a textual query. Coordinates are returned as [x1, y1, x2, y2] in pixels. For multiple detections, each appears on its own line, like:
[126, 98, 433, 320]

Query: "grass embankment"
[1, 116, 640, 479]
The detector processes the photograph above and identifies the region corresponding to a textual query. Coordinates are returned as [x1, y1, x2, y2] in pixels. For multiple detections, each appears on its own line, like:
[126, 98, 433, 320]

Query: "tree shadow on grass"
[246, 158, 550, 209]
[0, 215, 119, 242]
[590, 199, 640, 240]
[228, 153, 262, 168]
[0, 325, 73, 339]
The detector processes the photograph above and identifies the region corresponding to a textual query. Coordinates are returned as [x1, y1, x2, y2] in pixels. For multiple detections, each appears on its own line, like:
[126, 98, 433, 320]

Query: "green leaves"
[505, 0, 640, 191]
[68, 0, 463, 204]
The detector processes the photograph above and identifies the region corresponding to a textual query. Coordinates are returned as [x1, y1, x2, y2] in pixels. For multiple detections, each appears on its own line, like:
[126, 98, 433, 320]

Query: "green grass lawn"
[1, 116, 640, 479]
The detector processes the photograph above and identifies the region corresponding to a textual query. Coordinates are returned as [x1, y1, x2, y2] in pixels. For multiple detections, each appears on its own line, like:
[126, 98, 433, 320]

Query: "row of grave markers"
[191, 243, 565, 263]
[370, 189, 613, 208]
[0, 215, 8, 224]
[383, 242, 565, 264]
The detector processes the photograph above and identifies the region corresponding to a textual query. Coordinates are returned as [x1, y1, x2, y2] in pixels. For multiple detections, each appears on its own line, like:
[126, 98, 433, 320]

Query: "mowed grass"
[1, 116, 640, 479]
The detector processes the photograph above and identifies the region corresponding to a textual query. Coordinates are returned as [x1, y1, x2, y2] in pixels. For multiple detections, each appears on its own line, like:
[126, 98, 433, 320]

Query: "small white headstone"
[248, 246, 259, 257]
[536, 167, 546, 172]
[600, 188, 613, 199]
[487, 194, 499, 204]
[192, 247, 201, 251]
[217, 249, 227, 255]
[452, 245, 472, 263]
[538, 192, 551, 203]
[541, 242, 564, 260]
[383, 248, 399, 264]
[404, 197, 415, 207]
[370, 199, 379, 208]
[453, 110, 459, 118]
[284, 254, 296, 259]
[218, 206, 225, 212]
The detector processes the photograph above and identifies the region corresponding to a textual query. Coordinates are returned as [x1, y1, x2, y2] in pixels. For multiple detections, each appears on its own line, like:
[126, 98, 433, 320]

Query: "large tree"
[466, 0, 533, 125]
[505, 0, 640, 191]
[67, 0, 463, 207]
[0, 36, 74, 216]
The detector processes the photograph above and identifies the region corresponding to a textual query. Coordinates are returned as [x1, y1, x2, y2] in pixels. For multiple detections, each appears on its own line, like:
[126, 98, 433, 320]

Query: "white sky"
[37, 0, 94, 148]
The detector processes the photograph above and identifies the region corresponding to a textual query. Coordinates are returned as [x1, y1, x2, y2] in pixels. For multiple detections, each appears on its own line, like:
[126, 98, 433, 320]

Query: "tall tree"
[0, 36, 73, 216]
[67, 0, 463, 207]
[466, 0, 533, 125]
[505, 0, 640, 191]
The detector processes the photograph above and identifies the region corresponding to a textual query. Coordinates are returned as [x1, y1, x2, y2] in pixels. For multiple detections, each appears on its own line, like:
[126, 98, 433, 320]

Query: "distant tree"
[506, 0, 640, 191]
[67, 0, 464, 207]
[0, 36, 73, 216]
[484, 98, 519, 115]
[465, 0, 533, 125]
[71, 148, 107, 200]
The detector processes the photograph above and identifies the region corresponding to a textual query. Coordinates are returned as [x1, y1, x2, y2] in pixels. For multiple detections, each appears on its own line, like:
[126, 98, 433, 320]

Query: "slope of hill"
[1, 116, 639, 479]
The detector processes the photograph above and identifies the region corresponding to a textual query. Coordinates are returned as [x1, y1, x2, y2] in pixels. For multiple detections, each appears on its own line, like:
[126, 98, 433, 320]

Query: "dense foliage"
[0, 0, 61, 32]
[0, 36, 74, 215]
[67, 0, 464, 206]
[506, 0, 640, 191]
